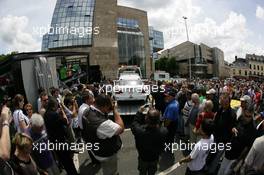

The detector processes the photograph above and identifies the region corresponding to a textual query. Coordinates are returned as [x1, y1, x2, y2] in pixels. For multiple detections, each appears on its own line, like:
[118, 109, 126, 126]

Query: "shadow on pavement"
[159, 152, 175, 171]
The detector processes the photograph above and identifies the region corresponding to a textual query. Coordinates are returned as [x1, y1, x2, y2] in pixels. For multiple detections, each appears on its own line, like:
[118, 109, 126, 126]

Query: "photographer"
[131, 106, 168, 175]
[44, 97, 78, 175]
[82, 94, 124, 175]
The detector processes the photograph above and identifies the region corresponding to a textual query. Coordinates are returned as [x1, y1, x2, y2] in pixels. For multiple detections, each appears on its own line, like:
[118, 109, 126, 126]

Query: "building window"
[245, 71, 247, 76]
[254, 65, 256, 70]
[239, 70, 241, 75]
[233, 69, 235, 75]
[250, 64, 251, 69]
[254, 71, 256, 75]
[261, 66, 263, 71]
[257, 65, 259, 70]
[249, 71, 251, 75]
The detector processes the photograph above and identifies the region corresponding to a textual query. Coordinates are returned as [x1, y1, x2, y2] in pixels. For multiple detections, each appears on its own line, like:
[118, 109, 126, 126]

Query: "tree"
[155, 57, 168, 71]
[155, 57, 179, 76]
[0, 51, 18, 62]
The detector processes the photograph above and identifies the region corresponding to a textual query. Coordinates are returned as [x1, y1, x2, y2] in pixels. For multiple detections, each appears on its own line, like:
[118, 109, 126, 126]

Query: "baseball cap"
[260, 112, 264, 119]
[206, 88, 216, 95]
[240, 95, 251, 103]
[164, 87, 177, 97]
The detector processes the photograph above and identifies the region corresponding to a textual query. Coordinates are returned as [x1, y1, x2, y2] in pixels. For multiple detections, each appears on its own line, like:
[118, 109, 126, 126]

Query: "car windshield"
[119, 80, 143, 86]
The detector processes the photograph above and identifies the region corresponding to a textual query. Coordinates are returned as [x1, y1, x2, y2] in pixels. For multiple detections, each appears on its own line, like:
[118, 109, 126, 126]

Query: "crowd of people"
[0, 78, 263, 175]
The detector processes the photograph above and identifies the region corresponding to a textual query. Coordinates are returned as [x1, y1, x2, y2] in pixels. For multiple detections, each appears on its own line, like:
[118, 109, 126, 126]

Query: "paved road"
[62, 128, 187, 175]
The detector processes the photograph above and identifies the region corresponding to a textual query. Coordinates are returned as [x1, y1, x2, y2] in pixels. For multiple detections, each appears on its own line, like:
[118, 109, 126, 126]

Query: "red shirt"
[195, 111, 215, 129]
[255, 92, 261, 105]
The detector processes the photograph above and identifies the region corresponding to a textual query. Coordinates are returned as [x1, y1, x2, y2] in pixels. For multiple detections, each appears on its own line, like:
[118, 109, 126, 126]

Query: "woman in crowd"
[24, 103, 33, 119]
[12, 94, 30, 134]
[11, 133, 47, 175]
[193, 100, 215, 134]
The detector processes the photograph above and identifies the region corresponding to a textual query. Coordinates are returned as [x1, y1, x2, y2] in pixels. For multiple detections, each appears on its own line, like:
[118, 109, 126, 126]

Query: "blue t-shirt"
[163, 100, 179, 121]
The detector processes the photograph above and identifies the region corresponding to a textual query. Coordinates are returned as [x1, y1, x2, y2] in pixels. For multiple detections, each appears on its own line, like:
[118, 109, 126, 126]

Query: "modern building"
[160, 41, 226, 78]
[231, 54, 264, 79]
[42, 0, 152, 79]
[222, 61, 231, 78]
[149, 26, 164, 71]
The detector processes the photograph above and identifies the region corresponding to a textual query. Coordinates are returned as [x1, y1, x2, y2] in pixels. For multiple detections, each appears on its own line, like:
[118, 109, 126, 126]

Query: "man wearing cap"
[163, 87, 179, 146]
[200, 88, 219, 113]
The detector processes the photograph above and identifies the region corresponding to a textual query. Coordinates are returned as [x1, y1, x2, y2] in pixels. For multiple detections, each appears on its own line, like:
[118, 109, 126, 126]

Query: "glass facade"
[152, 30, 164, 51]
[117, 18, 139, 29]
[149, 26, 164, 62]
[117, 18, 146, 77]
[42, 0, 95, 51]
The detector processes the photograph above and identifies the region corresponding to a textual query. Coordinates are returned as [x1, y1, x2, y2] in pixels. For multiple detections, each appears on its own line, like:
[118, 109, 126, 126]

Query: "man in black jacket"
[214, 93, 237, 144]
[131, 107, 168, 175]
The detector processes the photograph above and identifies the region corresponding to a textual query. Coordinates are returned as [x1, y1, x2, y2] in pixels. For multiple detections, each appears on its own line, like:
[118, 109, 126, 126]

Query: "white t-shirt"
[236, 107, 243, 120]
[90, 106, 121, 160]
[78, 103, 89, 129]
[88, 106, 121, 139]
[13, 109, 29, 133]
[245, 135, 264, 172]
[188, 135, 214, 171]
[37, 97, 41, 113]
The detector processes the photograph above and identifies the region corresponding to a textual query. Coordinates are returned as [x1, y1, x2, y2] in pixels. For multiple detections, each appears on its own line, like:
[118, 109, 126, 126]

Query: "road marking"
[158, 162, 181, 175]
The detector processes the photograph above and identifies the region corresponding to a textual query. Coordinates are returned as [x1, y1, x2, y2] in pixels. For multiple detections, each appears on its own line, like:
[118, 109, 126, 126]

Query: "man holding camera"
[82, 94, 124, 175]
[131, 106, 168, 175]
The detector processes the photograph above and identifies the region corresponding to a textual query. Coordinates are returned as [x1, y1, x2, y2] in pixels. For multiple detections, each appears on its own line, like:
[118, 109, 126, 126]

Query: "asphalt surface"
[59, 116, 187, 175]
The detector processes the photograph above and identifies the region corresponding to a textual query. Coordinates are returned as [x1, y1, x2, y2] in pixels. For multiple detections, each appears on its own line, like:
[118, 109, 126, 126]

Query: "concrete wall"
[92, 0, 119, 79]
[166, 41, 195, 61]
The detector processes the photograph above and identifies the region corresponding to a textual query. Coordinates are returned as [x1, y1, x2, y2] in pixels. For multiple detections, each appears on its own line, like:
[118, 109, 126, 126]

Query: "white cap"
[206, 88, 216, 95]
[240, 95, 251, 104]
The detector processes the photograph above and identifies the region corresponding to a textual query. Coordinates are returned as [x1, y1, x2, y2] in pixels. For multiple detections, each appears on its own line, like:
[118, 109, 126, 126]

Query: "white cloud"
[256, 5, 264, 20]
[118, 0, 264, 63]
[191, 12, 264, 62]
[0, 15, 40, 53]
[118, 0, 202, 48]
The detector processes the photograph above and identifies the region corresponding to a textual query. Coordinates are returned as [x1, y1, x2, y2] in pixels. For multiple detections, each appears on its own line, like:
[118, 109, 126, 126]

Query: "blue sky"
[0, 0, 263, 62]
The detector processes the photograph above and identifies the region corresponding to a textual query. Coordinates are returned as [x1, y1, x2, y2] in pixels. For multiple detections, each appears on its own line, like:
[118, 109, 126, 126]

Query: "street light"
[183, 16, 191, 79]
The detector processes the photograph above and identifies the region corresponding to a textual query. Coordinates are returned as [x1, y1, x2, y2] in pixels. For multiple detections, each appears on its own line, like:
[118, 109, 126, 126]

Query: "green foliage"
[155, 57, 179, 76]
[0, 51, 18, 62]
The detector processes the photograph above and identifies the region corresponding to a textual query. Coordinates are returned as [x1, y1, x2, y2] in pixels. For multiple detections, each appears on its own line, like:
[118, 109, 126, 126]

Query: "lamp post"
[183, 16, 191, 79]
